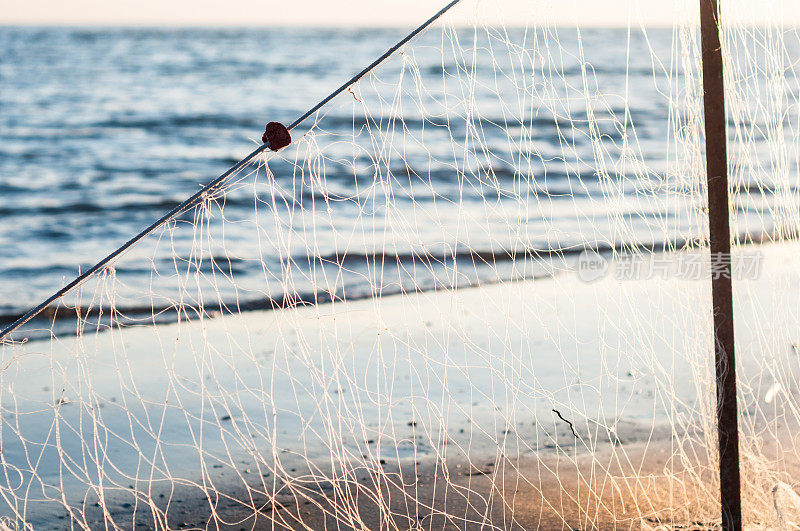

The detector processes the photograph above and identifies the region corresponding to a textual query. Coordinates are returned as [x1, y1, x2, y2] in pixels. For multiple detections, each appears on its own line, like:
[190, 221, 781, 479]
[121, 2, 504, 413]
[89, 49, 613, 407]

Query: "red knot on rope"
[262, 122, 292, 151]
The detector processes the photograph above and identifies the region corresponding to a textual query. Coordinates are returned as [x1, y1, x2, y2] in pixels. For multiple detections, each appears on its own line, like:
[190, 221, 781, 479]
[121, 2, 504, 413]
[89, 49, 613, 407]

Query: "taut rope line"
[0, 0, 464, 343]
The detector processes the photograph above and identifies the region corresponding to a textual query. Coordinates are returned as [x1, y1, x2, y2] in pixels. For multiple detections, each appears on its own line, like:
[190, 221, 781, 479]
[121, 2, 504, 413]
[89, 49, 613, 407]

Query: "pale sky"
[0, 0, 798, 27]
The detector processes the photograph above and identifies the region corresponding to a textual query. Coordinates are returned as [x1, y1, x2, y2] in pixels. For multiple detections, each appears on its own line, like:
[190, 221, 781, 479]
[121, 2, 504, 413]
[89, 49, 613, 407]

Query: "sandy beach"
[2, 239, 800, 529]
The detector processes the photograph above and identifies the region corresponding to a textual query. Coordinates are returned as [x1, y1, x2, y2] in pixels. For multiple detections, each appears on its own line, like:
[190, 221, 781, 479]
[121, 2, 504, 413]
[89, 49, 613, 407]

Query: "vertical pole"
[699, 1, 742, 529]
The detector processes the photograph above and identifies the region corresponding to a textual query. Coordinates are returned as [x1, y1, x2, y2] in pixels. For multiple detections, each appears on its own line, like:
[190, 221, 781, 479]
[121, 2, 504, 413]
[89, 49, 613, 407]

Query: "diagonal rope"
[0, 0, 464, 343]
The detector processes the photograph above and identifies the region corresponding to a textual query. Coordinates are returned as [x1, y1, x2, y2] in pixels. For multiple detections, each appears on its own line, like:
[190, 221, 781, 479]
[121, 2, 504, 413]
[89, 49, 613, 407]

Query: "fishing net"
[2, 0, 800, 528]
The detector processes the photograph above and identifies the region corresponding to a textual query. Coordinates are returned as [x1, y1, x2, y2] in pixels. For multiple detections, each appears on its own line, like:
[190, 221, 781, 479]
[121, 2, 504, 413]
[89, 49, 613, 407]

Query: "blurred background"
[1, 0, 799, 323]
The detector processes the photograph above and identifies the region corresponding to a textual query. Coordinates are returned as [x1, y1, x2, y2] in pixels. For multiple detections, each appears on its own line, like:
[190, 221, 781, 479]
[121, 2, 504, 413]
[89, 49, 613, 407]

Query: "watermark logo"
[577, 250, 609, 283]
[575, 251, 763, 283]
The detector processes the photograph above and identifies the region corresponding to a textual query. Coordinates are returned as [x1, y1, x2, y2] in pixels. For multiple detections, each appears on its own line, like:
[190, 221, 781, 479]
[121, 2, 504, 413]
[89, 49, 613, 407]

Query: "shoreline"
[3, 228, 786, 344]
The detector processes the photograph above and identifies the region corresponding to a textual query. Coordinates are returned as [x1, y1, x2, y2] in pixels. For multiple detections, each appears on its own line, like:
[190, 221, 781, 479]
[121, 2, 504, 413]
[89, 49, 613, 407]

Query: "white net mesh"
[2, 1, 800, 528]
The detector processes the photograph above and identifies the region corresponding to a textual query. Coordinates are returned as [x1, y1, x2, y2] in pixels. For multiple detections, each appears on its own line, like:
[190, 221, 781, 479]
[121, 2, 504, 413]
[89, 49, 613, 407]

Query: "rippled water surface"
[0, 26, 792, 326]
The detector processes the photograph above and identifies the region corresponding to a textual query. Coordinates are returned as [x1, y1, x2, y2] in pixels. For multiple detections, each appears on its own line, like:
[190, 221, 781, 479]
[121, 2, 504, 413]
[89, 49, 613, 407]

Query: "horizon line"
[2, 21, 793, 30]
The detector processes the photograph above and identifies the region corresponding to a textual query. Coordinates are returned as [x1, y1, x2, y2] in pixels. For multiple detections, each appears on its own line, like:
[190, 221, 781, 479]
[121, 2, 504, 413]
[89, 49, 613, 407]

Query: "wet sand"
[84, 426, 800, 530]
[5, 240, 800, 529]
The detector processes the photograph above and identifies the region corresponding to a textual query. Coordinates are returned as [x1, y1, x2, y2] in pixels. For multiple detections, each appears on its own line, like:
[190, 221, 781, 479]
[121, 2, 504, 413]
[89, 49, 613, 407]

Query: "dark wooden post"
[699, 0, 742, 529]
